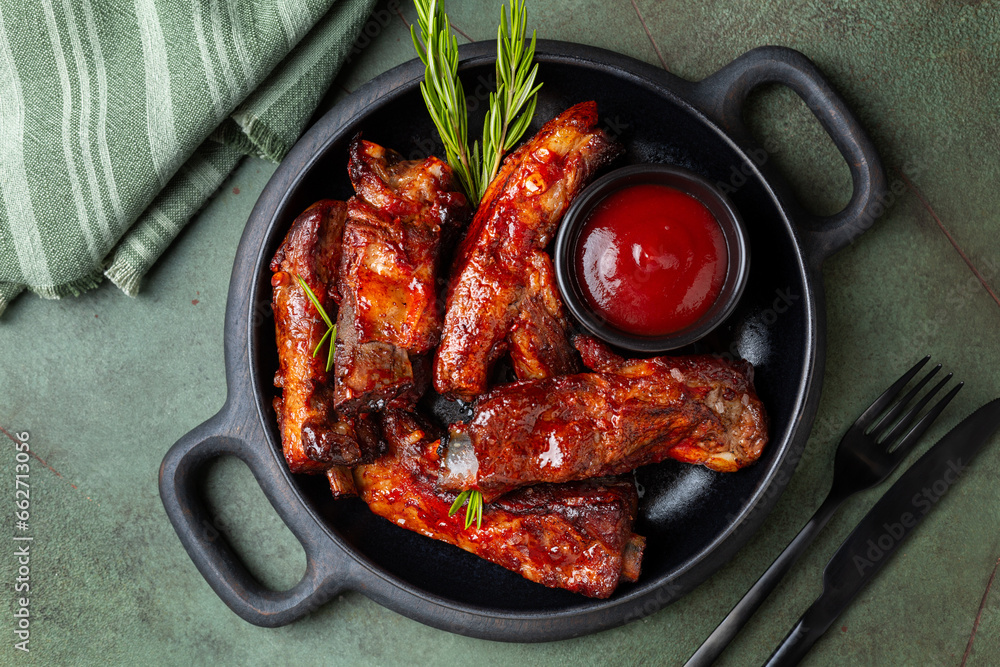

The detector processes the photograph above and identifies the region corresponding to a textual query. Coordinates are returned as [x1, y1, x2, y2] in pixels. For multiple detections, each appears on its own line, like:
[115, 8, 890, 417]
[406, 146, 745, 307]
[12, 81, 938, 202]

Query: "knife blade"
[764, 398, 1000, 667]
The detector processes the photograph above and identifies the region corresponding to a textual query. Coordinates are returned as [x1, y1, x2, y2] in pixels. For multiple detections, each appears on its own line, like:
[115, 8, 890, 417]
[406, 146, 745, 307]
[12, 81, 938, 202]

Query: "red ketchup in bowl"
[574, 183, 728, 336]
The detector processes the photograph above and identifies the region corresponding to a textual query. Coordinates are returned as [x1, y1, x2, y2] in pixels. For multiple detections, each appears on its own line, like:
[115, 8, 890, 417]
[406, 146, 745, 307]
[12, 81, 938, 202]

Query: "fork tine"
[850, 356, 930, 433]
[886, 380, 963, 457]
[869, 363, 942, 435]
[879, 372, 952, 445]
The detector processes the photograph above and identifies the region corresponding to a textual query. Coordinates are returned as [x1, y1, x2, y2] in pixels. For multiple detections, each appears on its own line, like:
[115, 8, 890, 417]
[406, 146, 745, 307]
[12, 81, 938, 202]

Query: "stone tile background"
[2, 0, 998, 664]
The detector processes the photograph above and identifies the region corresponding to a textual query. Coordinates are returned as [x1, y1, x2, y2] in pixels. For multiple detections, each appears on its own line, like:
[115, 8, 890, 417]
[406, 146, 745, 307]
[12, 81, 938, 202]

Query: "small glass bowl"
[553, 164, 750, 353]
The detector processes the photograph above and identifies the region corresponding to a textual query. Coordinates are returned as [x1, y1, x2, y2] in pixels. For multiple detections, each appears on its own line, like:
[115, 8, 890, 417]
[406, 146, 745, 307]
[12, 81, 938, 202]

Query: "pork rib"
[335, 137, 470, 414]
[439, 336, 769, 502]
[354, 410, 645, 599]
[434, 101, 621, 401]
[270, 200, 370, 473]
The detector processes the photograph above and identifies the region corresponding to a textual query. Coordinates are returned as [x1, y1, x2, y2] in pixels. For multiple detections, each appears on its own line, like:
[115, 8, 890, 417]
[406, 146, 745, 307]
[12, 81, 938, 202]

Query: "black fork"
[685, 357, 962, 666]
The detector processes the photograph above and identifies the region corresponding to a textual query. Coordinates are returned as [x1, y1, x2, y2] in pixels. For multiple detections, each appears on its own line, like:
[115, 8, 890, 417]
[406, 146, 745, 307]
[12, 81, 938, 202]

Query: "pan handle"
[159, 402, 352, 627]
[692, 46, 888, 265]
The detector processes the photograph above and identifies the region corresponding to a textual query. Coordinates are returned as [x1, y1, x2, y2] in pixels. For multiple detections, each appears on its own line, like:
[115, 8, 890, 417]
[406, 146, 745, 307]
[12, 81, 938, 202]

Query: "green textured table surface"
[2, 1, 999, 664]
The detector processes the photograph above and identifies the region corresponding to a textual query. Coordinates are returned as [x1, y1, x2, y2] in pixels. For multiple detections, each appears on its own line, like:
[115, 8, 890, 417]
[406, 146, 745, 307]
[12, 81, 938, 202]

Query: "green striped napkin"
[0, 0, 377, 317]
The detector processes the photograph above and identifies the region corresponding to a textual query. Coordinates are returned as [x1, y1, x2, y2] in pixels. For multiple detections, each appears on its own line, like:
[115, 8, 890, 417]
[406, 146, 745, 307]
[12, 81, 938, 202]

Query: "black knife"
[764, 398, 1000, 666]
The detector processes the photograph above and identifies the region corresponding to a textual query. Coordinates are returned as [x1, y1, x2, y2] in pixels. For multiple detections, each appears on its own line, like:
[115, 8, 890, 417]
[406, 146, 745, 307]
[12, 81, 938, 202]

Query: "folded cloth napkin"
[0, 0, 377, 317]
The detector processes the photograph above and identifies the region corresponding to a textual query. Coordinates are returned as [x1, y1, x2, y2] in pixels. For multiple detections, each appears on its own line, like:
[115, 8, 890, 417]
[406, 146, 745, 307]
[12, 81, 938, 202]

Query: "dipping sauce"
[574, 183, 728, 336]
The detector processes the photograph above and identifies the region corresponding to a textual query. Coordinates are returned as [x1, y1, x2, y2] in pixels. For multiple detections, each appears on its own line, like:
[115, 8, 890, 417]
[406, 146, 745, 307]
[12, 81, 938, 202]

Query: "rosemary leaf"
[448, 490, 470, 517]
[295, 275, 337, 372]
[448, 489, 484, 531]
[411, 0, 542, 205]
[313, 326, 332, 357]
[324, 326, 336, 372]
[411, 0, 480, 202]
[476, 0, 542, 199]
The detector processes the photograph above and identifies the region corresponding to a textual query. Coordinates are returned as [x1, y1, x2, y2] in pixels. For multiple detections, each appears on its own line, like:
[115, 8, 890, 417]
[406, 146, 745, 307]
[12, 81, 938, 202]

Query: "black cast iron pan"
[159, 41, 887, 641]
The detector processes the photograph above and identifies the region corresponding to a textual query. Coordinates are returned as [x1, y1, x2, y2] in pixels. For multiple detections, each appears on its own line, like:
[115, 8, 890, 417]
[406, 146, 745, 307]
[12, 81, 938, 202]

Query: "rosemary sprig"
[295, 275, 336, 372]
[477, 0, 541, 200]
[410, 0, 478, 202]
[448, 489, 484, 530]
[411, 0, 541, 205]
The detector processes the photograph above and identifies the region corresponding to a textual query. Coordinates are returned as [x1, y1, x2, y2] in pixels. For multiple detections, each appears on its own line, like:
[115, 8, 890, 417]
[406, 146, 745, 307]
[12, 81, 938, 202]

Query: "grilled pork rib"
[271, 200, 368, 476]
[439, 336, 769, 502]
[354, 410, 645, 598]
[434, 101, 621, 401]
[334, 137, 470, 415]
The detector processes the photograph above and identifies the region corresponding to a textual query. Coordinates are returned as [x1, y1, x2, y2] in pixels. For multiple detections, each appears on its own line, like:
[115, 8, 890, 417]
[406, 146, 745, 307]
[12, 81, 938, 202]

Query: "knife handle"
[763, 599, 837, 667]
[685, 493, 844, 666]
